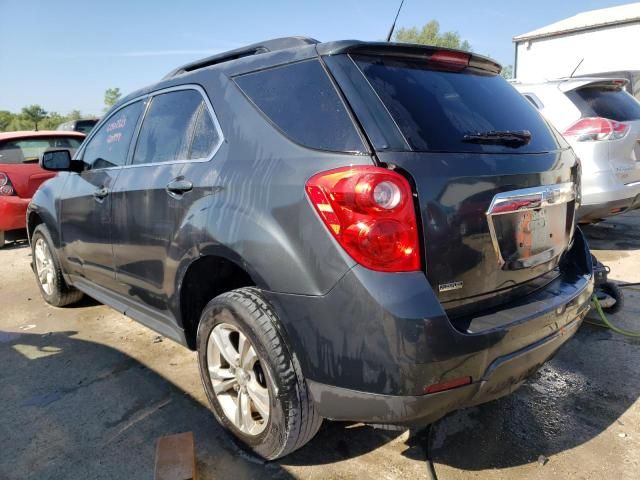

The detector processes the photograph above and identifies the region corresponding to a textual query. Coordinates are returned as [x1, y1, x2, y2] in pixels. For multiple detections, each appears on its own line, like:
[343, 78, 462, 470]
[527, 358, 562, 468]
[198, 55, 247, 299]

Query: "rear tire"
[197, 287, 322, 460]
[0, 230, 4, 248]
[31, 224, 84, 307]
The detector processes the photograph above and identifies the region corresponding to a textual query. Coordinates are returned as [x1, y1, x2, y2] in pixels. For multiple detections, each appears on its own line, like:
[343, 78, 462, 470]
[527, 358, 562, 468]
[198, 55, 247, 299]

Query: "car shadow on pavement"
[0, 330, 399, 479]
[581, 212, 640, 251]
[2, 297, 638, 477]
[0, 330, 293, 479]
[402, 320, 640, 471]
[1, 239, 29, 251]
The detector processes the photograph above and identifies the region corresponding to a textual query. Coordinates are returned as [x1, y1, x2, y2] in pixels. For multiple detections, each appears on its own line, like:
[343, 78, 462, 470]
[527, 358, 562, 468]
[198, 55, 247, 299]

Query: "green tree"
[68, 109, 82, 121]
[394, 20, 472, 51]
[40, 112, 68, 130]
[0, 111, 13, 132]
[21, 105, 48, 131]
[7, 114, 32, 132]
[500, 65, 514, 80]
[104, 87, 122, 110]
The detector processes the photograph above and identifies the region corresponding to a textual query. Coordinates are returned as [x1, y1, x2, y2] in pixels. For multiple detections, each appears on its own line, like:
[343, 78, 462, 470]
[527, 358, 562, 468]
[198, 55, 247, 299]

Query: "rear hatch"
[323, 44, 578, 313]
[562, 79, 640, 186]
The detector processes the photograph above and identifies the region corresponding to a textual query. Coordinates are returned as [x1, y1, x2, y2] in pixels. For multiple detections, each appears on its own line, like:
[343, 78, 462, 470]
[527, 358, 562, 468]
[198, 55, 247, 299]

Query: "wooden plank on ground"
[154, 431, 197, 480]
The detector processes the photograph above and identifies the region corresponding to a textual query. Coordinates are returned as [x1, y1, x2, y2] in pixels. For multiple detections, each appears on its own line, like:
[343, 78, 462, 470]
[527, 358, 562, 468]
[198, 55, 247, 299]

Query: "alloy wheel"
[34, 237, 55, 296]
[207, 322, 271, 436]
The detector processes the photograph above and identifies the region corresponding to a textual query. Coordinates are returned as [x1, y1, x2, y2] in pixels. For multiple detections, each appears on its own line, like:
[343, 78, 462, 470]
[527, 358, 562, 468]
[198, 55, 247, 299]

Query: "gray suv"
[29, 37, 593, 459]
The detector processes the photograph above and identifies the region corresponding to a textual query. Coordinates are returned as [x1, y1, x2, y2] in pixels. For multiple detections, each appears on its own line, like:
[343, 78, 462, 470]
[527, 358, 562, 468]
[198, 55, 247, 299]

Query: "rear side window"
[133, 89, 219, 165]
[234, 59, 364, 152]
[353, 55, 559, 153]
[566, 87, 640, 122]
[83, 101, 143, 169]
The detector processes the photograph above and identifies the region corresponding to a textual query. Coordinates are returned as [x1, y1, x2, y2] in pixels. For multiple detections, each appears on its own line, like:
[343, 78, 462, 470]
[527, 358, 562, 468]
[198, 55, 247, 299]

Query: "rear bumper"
[308, 316, 581, 425]
[579, 171, 640, 221]
[0, 196, 30, 231]
[264, 229, 593, 426]
[578, 193, 640, 222]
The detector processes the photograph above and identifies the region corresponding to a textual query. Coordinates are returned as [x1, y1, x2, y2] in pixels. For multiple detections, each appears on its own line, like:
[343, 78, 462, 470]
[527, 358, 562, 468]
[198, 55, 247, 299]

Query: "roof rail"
[163, 36, 319, 79]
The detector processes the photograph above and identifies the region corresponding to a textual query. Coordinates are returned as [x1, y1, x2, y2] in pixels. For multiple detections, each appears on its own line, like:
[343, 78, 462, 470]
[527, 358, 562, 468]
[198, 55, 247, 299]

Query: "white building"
[513, 3, 640, 81]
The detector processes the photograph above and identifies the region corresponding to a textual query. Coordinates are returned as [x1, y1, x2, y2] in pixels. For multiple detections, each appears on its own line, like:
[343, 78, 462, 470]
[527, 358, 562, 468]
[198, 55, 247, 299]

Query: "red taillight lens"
[0, 172, 14, 196]
[563, 117, 629, 142]
[305, 166, 421, 272]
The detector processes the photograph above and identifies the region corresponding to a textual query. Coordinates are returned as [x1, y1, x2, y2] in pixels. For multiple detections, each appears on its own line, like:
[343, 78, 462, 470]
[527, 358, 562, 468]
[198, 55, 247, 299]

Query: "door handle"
[93, 186, 109, 200]
[166, 179, 193, 196]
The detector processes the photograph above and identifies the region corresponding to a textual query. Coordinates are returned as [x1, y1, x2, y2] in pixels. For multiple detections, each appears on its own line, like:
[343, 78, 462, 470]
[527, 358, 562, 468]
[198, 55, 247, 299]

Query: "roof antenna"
[570, 58, 584, 78]
[386, 0, 406, 42]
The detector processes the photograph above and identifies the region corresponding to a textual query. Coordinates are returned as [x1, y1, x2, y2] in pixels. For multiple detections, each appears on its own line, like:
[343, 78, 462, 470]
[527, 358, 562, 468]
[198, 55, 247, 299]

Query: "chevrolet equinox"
[29, 37, 594, 459]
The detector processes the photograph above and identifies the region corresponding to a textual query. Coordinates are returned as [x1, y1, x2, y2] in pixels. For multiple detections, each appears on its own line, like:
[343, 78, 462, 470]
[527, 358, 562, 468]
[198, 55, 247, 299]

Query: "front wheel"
[31, 224, 84, 307]
[197, 287, 322, 460]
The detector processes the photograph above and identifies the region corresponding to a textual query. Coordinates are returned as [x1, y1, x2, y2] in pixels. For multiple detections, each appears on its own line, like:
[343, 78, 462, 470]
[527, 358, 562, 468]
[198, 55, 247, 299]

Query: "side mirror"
[40, 149, 82, 172]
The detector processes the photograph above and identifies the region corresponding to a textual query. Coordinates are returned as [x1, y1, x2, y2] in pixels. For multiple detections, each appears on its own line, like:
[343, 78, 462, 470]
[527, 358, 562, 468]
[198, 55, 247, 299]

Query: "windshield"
[353, 54, 560, 153]
[0, 136, 83, 164]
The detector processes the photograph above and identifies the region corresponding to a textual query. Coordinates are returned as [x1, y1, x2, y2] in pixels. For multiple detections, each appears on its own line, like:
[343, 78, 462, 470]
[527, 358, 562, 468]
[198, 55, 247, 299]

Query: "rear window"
[0, 136, 83, 164]
[234, 59, 364, 152]
[353, 55, 559, 153]
[566, 86, 640, 122]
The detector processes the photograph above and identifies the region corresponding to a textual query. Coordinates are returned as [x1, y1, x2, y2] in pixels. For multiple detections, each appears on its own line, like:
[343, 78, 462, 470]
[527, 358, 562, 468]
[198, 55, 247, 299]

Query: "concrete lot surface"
[1, 212, 639, 479]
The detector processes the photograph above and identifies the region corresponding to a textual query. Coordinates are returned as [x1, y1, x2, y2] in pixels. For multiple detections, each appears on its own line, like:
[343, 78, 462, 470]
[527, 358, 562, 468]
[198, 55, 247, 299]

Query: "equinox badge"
[439, 281, 464, 292]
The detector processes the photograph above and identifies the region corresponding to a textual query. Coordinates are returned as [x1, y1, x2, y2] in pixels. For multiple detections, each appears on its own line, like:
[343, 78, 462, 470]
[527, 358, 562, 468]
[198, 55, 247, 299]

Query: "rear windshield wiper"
[462, 130, 532, 147]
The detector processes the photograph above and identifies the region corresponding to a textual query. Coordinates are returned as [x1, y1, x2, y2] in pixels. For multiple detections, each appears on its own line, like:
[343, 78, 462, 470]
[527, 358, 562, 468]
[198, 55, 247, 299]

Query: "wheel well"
[180, 256, 255, 350]
[27, 212, 44, 241]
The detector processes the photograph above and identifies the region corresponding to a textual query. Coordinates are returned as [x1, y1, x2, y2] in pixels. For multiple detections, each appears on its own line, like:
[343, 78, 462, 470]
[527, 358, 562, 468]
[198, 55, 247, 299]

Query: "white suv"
[514, 78, 640, 222]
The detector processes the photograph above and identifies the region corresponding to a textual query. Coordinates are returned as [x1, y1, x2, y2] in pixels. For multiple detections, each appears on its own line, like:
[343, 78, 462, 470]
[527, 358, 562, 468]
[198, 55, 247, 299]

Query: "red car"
[0, 130, 85, 247]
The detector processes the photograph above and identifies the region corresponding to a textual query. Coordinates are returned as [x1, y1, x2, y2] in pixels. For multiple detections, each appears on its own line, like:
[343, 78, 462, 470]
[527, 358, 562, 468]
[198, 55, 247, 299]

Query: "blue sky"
[0, 0, 633, 115]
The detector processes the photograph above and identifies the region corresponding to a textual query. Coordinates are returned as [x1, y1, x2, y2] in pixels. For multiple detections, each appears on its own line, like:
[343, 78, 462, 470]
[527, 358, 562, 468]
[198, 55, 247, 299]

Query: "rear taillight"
[305, 166, 421, 272]
[563, 117, 629, 142]
[0, 172, 15, 196]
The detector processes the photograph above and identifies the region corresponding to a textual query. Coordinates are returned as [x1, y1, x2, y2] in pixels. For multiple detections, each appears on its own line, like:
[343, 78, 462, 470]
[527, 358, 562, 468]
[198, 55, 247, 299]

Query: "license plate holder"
[486, 183, 576, 270]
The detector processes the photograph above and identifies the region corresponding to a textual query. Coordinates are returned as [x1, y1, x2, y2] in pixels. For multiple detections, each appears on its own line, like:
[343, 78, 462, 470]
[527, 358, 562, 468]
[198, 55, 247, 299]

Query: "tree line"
[0, 87, 122, 133]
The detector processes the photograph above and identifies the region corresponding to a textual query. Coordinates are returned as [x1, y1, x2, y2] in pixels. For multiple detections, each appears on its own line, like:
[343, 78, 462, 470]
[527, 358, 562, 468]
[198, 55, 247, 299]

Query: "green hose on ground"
[586, 295, 640, 337]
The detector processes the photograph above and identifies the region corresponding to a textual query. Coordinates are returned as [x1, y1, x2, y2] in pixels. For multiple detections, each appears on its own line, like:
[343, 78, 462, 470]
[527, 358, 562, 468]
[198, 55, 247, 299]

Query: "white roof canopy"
[514, 2, 640, 42]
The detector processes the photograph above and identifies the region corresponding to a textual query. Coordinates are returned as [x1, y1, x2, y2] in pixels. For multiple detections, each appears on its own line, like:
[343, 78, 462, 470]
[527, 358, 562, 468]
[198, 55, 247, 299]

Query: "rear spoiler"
[316, 41, 502, 75]
[558, 77, 630, 92]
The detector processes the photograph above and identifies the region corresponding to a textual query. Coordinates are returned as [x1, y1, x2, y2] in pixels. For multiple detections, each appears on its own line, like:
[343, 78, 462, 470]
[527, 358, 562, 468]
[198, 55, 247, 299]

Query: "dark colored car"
[28, 37, 593, 459]
[0, 131, 84, 247]
[57, 119, 99, 134]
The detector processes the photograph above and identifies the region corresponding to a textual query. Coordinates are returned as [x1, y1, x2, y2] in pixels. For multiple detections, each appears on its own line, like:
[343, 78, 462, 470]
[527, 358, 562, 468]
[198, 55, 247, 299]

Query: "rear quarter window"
[566, 87, 640, 122]
[234, 59, 364, 152]
[353, 55, 560, 154]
